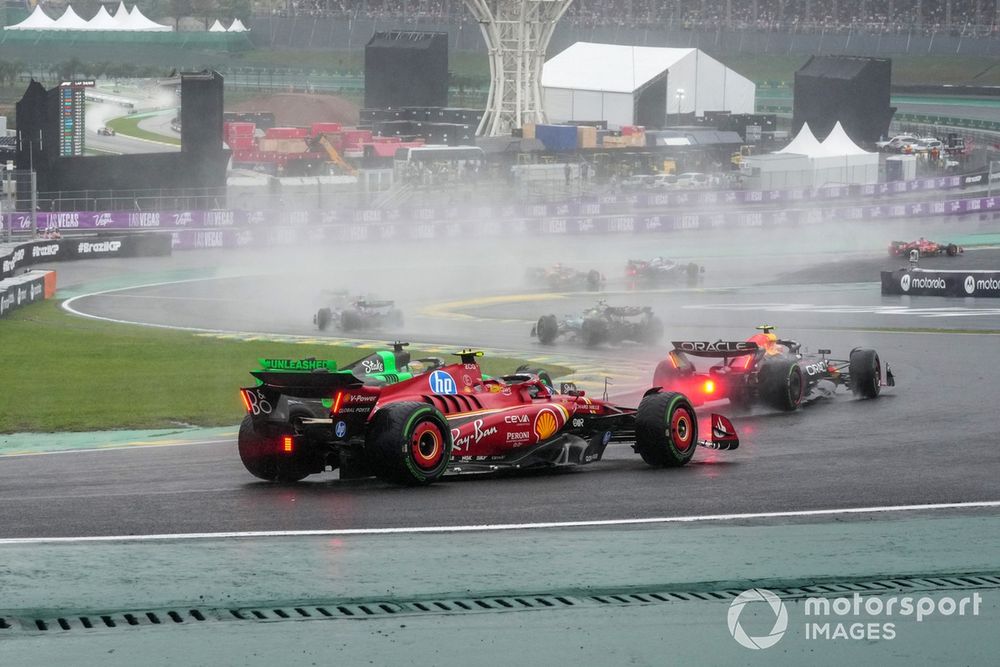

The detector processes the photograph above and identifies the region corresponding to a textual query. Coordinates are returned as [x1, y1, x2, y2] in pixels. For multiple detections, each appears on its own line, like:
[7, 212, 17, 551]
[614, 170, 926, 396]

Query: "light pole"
[674, 88, 685, 127]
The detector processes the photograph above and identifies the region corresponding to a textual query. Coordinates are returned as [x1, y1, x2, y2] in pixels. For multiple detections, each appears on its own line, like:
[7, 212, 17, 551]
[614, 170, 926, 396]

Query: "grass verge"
[106, 114, 182, 146]
[2, 300, 571, 433]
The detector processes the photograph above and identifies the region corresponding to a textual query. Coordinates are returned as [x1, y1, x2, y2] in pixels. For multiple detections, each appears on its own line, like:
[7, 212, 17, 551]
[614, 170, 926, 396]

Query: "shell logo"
[533, 408, 560, 440]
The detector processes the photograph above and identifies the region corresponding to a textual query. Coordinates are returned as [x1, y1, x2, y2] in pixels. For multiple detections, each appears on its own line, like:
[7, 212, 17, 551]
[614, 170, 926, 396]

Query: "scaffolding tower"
[462, 0, 575, 136]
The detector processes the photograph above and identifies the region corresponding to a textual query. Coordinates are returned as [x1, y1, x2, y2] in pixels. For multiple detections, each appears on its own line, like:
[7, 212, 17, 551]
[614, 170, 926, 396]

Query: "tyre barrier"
[881, 268, 1000, 298]
[0, 234, 171, 280]
[0, 270, 57, 318]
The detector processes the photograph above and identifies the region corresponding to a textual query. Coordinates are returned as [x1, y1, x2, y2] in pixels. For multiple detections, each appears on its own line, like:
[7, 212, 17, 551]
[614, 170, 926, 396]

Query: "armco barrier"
[0, 234, 171, 280]
[0, 270, 56, 318]
[881, 268, 1000, 298]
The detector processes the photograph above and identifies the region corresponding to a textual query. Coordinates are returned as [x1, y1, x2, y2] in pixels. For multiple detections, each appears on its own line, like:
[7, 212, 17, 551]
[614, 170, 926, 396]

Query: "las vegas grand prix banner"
[882, 268, 1000, 298]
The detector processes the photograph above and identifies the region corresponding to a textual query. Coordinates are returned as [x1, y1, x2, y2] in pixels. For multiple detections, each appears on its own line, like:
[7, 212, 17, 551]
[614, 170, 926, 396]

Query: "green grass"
[2, 300, 571, 433]
[106, 114, 181, 145]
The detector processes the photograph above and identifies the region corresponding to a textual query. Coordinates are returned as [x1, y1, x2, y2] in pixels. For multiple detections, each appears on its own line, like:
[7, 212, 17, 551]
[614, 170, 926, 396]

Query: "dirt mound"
[226, 93, 360, 127]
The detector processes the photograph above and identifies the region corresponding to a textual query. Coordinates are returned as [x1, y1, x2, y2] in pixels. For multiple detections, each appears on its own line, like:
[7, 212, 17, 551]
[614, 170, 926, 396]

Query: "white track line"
[3, 500, 999, 545]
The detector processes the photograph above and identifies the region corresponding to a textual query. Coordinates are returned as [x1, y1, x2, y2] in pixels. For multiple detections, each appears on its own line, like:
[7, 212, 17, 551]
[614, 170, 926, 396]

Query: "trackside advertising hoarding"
[881, 268, 1000, 298]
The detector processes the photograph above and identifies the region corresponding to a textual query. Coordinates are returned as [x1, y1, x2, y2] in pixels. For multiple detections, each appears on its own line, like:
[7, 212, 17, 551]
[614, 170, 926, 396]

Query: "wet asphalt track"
[4, 219, 1000, 538]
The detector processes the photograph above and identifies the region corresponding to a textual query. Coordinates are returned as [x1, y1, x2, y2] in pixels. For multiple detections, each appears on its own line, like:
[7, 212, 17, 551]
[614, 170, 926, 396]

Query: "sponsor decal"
[195, 231, 224, 248]
[429, 370, 457, 395]
[361, 358, 385, 374]
[451, 419, 498, 452]
[259, 358, 334, 371]
[975, 277, 1000, 292]
[204, 210, 234, 227]
[506, 431, 531, 443]
[348, 394, 378, 404]
[173, 211, 194, 226]
[0, 291, 14, 315]
[533, 408, 560, 440]
[93, 213, 114, 227]
[462, 374, 473, 386]
[675, 341, 756, 353]
[30, 282, 42, 299]
[965, 275, 976, 295]
[334, 421, 348, 439]
[31, 244, 60, 258]
[128, 212, 161, 228]
[902, 274, 946, 291]
[53, 212, 80, 228]
[504, 414, 529, 424]
[803, 362, 826, 377]
[572, 418, 585, 428]
[900, 274, 910, 292]
[77, 241, 122, 255]
[602, 431, 613, 445]
[2, 248, 26, 274]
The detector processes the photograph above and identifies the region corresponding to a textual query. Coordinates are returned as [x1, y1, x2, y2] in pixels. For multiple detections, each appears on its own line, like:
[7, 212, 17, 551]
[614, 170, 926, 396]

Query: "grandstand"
[260, 0, 1000, 35]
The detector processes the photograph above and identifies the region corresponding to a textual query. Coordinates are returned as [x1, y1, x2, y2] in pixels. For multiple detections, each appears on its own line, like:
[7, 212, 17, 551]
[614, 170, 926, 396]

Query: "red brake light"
[332, 391, 345, 414]
[703, 380, 716, 394]
[282, 436, 294, 453]
[239, 390, 252, 413]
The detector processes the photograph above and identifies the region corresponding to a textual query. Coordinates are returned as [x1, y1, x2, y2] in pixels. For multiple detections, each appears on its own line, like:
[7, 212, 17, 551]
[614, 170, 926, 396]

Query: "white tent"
[120, 4, 172, 31]
[52, 5, 91, 30]
[228, 18, 249, 32]
[5, 5, 57, 30]
[542, 42, 755, 128]
[208, 19, 227, 32]
[745, 121, 878, 189]
[87, 6, 122, 31]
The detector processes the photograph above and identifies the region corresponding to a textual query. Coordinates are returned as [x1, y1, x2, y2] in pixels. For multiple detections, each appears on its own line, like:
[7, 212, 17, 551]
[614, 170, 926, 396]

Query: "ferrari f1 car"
[315, 292, 404, 332]
[238, 350, 740, 486]
[888, 238, 963, 258]
[626, 257, 704, 289]
[533, 301, 664, 347]
[525, 264, 605, 291]
[97, 127, 117, 137]
[651, 326, 895, 411]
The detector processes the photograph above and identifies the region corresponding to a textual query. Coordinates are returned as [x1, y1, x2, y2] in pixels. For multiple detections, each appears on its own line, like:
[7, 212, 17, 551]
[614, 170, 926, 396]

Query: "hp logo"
[429, 370, 457, 395]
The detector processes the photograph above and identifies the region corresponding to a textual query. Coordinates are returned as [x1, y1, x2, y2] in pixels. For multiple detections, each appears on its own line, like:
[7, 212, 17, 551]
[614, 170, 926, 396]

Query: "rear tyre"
[849, 348, 882, 399]
[238, 416, 311, 482]
[946, 243, 959, 257]
[758, 359, 804, 411]
[586, 270, 602, 291]
[581, 318, 608, 347]
[535, 315, 559, 344]
[635, 392, 698, 467]
[686, 262, 701, 283]
[364, 402, 452, 486]
[315, 307, 331, 331]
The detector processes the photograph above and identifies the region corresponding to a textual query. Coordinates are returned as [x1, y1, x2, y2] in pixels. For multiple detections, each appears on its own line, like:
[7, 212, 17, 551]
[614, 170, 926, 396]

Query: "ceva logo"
[728, 588, 789, 650]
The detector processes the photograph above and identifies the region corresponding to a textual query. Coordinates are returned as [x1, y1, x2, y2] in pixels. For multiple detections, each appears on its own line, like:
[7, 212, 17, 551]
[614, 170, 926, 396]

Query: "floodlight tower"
[462, 0, 575, 136]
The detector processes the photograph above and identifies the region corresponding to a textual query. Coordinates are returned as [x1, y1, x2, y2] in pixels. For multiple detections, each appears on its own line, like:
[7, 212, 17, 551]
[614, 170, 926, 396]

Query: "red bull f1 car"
[651, 326, 894, 411]
[626, 257, 703, 289]
[238, 350, 739, 486]
[888, 238, 963, 258]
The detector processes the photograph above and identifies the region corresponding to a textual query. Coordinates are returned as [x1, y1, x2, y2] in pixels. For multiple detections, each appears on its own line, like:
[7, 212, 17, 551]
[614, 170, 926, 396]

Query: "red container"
[266, 126, 309, 139]
[341, 129, 373, 147]
[372, 136, 401, 144]
[311, 122, 343, 136]
[621, 125, 645, 136]
[227, 121, 256, 137]
[228, 137, 256, 150]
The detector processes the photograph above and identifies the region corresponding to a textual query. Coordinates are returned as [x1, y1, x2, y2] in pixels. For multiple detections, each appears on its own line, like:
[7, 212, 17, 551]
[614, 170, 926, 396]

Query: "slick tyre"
[849, 348, 882, 399]
[536, 315, 559, 344]
[238, 416, 310, 482]
[364, 402, 452, 486]
[315, 308, 331, 331]
[581, 318, 608, 347]
[758, 359, 804, 411]
[635, 392, 698, 467]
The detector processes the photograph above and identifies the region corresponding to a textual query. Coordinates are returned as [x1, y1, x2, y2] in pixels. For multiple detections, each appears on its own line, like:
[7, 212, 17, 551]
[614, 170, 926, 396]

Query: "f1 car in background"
[651, 326, 894, 411]
[526, 264, 605, 291]
[239, 343, 444, 436]
[238, 350, 740, 485]
[626, 257, 704, 289]
[888, 238, 963, 258]
[315, 291, 404, 332]
[533, 301, 664, 347]
[97, 127, 117, 136]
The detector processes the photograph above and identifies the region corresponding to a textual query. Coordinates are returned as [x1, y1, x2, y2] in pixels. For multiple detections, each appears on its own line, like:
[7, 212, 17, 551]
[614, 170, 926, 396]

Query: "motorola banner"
[881, 268, 1000, 297]
[0, 271, 51, 318]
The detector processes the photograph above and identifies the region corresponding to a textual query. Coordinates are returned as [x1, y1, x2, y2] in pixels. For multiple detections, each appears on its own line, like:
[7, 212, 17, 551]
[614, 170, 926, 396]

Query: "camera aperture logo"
[728, 588, 984, 648]
[728, 588, 789, 650]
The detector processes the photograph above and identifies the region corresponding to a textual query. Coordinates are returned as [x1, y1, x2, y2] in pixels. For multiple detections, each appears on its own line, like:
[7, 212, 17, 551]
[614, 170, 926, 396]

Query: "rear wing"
[672, 341, 758, 358]
[249, 369, 363, 397]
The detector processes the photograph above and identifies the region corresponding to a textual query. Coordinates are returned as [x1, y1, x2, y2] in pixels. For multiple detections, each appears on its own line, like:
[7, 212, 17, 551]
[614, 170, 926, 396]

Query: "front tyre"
[315, 307, 331, 331]
[237, 415, 310, 482]
[535, 315, 559, 344]
[364, 402, 452, 486]
[849, 348, 882, 399]
[635, 392, 698, 467]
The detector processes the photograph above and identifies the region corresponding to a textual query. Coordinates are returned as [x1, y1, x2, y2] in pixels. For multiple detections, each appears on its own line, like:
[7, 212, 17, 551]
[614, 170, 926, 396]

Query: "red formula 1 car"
[888, 238, 963, 258]
[238, 350, 739, 486]
[651, 326, 894, 411]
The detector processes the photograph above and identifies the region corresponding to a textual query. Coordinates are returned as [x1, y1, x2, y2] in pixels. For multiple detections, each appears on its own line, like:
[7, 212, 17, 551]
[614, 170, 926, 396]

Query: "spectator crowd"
[263, 0, 999, 35]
